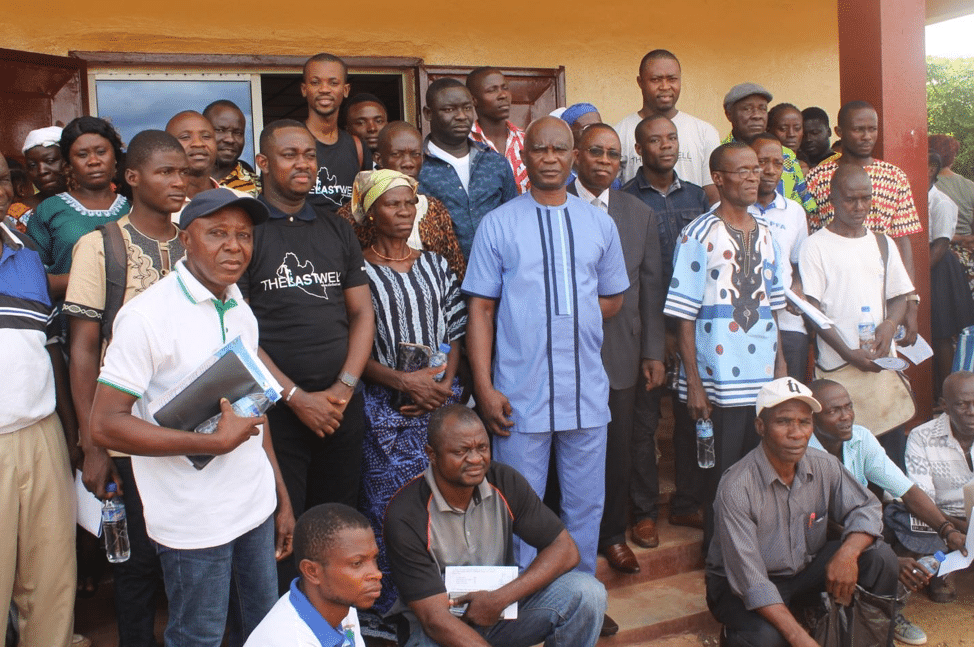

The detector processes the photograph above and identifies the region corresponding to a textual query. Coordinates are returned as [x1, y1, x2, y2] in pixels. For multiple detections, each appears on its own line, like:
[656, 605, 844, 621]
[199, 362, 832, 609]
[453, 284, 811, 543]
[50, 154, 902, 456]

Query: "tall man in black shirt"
[240, 119, 375, 591]
[302, 53, 369, 209]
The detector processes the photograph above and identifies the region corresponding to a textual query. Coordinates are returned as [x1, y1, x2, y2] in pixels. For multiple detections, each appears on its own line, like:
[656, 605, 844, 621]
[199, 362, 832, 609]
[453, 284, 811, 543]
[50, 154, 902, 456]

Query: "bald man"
[462, 117, 628, 597]
[167, 110, 252, 223]
[799, 164, 914, 468]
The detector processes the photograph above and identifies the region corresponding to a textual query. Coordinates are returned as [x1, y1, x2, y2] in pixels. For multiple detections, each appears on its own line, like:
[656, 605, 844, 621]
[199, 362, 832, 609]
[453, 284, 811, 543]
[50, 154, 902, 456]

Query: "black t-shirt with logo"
[308, 130, 370, 210]
[240, 198, 368, 391]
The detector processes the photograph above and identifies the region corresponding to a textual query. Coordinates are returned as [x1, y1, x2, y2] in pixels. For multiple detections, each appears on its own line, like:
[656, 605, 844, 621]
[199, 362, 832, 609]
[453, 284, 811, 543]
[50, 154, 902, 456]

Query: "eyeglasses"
[716, 167, 762, 179]
[585, 146, 622, 161]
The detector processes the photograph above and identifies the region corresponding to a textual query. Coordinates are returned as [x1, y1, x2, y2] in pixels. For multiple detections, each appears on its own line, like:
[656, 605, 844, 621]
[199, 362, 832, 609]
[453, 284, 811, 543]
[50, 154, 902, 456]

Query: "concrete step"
[601, 570, 720, 645]
[596, 518, 704, 589]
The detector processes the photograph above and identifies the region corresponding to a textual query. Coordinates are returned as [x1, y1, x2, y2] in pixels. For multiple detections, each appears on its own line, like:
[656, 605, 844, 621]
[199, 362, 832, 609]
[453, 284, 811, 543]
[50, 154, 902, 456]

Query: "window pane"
[94, 78, 255, 168]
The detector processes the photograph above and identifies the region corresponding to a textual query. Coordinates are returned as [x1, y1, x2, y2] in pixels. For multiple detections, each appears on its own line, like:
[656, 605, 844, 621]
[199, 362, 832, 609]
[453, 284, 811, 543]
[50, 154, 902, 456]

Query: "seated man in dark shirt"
[384, 404, 606, 647]
[706, 378, 899, 647]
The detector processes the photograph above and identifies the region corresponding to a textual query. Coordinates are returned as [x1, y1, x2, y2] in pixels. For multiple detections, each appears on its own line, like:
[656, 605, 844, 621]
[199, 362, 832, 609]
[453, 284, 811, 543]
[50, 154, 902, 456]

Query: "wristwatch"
[906, 294, 921, 304]
[338, 371, 359, 389]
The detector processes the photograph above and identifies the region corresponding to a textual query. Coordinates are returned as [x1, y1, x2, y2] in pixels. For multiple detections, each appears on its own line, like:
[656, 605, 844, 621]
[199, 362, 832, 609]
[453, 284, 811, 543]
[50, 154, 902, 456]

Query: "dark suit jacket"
[569, 182, 665, 390]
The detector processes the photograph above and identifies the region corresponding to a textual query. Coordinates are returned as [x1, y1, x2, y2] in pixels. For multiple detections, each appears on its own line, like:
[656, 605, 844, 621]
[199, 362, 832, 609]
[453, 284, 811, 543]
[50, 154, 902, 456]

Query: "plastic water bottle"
[858, 306, 876, 350]
[917, 551, 946, 577]
[430, 343, 450, 381]
[102, 482, 130, 563]
[696, 419, 716, 469]
[194, 392, 272, 435]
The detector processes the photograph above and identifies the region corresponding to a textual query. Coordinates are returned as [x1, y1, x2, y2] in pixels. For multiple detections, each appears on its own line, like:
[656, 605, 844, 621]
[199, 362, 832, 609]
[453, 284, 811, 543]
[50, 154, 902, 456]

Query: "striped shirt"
[706, 444, 882, 610]
[0, 220, 58, 434]
[470, 120, 529, 195]
[462, 192, 629, 432]
[365, 251, 467, 369]
[805, 159, 922, 238]
[664, 208, 785, 406]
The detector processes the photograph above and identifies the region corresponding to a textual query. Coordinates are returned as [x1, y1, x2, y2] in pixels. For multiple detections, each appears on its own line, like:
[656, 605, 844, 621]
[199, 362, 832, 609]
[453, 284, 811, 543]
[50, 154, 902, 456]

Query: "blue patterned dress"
[360, 251, 467, 613]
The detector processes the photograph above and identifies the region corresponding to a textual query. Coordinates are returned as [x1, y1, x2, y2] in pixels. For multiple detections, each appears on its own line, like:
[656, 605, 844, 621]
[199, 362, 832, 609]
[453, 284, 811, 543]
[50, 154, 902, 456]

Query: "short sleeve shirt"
[461, 192, 629, 432]
[239, 199, 369, 391]
[799, 228, 914, 370]
[906, 414, 974, 518]
[470, 120, 529, 194]
[807, 425, 915, 498]
[244, 582, 365, 647]
[26, 192, 130, 274]
[97, 260, 278, 549]
[748, 193, 808, 333]
[706, 445, 882, 610]
[384, 461, 565, 606]
[664, 209, 785, 406]
[616, 111, 720, 188]
[0, 221, 57, 434]
[805, 159, 922, 237]
[64, 214, 185, 334]
[929, 185, 958, 243]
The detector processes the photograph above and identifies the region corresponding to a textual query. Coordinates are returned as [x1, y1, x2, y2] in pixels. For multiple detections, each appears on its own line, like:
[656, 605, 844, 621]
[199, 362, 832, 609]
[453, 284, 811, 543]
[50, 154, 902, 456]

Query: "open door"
[0, 48, 87, 161]
[418, 65, 566, 137]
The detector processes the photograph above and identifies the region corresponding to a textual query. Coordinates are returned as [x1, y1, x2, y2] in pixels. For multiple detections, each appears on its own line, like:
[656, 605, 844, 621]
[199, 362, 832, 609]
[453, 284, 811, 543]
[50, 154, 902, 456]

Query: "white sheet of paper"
[938, 504, 974, 576]
[784, 287, 835, 330]
[75, 470, 103, 538]
[897, 335, 934, 366]
[444, 565, 518, 619]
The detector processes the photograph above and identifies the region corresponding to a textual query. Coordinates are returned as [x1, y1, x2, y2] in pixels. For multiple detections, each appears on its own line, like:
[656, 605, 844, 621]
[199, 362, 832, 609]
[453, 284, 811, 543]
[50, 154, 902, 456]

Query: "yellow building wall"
[8, 0, 840, 134]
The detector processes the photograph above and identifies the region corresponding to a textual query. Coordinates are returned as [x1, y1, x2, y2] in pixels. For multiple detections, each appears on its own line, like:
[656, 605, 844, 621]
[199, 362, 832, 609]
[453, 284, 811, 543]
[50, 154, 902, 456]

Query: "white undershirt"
[428, 141, 471, 193]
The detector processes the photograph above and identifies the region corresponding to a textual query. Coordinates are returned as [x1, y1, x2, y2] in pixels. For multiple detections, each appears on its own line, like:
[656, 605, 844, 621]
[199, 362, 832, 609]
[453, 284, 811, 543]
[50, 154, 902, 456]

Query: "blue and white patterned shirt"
[664, 207, 785, 406]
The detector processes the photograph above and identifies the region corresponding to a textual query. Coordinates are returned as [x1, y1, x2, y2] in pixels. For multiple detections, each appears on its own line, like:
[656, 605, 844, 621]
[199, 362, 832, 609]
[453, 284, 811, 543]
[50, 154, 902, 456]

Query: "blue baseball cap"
[179, 188, 269, 230]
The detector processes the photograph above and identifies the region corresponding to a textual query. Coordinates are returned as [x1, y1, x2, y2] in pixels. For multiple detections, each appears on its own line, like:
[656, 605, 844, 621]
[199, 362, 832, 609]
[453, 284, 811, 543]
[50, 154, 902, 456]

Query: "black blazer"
[569, 182, 665, 390]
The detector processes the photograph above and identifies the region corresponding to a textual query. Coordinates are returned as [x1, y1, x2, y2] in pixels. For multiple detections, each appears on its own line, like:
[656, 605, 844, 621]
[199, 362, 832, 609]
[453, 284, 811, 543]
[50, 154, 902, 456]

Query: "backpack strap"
[873, 230, 889, 320]
[97, 222, 127, 343]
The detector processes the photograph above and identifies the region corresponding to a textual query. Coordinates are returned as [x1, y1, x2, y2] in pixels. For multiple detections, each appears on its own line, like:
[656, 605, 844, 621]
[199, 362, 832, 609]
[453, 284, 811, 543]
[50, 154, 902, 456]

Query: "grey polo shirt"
[705, 445, 882, 610]
[385, 461, 565, 606]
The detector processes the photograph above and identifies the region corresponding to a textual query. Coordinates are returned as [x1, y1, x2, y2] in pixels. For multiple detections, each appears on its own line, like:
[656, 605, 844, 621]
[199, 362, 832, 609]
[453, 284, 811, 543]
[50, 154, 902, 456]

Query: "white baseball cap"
[755, 378, 822, 416]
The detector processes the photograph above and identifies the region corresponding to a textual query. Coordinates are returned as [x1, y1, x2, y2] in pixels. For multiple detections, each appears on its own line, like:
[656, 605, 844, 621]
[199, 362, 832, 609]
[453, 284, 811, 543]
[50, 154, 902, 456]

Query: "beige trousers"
[0, 413, 76, 647]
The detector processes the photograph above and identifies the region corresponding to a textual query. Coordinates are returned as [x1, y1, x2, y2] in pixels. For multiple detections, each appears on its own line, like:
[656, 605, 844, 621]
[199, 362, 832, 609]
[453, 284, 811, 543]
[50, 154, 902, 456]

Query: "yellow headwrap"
[350, 170, 418, 223]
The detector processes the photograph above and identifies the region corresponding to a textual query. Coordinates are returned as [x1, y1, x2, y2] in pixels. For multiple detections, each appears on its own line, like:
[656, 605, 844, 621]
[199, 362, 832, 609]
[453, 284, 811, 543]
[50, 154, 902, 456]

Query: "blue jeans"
[157, 515, 277, 647]
[405, 572, 607, 647]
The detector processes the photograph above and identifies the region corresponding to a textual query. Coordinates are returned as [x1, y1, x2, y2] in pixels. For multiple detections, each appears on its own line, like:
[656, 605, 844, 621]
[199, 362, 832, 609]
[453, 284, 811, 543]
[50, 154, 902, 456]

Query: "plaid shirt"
[470, 121, 529, 194]
[722, 133, 816, 213]
[805, 159, 922, 238]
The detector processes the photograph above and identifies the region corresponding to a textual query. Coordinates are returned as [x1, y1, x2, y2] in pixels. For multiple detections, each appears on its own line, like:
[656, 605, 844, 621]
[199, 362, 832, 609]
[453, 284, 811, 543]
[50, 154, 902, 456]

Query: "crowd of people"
[3, 46, 974, 647]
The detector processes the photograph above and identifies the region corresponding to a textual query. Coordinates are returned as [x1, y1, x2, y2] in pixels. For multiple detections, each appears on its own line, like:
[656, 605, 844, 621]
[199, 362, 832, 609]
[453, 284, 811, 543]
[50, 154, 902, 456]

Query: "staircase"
[595, 396, 720, 646]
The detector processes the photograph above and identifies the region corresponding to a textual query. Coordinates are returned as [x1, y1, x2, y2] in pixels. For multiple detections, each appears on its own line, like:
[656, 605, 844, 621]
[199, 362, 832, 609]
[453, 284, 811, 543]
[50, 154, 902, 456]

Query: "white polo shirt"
[245, 584, 365, 647]
[748, 192, 809, 334]
[98, 259, 278, 549]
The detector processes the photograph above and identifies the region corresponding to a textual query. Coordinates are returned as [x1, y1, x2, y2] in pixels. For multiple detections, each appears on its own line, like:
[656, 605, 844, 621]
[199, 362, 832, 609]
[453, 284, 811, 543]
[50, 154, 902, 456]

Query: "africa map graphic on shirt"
[313, 166, 352, 208]
[259, 252, 341, 299]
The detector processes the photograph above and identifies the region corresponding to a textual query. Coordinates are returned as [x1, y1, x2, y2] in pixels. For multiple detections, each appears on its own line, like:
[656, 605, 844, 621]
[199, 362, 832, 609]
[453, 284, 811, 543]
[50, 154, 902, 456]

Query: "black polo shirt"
[384, 461, 565, 606]
[239, 198, 368, 391]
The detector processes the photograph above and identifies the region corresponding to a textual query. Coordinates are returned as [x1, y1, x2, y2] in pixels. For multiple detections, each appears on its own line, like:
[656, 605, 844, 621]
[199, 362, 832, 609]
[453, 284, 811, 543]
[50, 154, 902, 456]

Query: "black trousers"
[269, 390, 365, 592]
[707, 540, 899, 647]
[702, 405, 759, 551]
[112, 457, 164, 647]
[599, 385, 636, 548]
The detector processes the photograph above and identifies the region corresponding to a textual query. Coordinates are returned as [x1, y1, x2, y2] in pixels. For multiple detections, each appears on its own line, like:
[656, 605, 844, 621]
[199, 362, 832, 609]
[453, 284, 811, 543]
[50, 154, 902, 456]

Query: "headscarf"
[350, 169, 418, 223]
[561, 103, 599, 127]
[21, 126, 63, 155]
